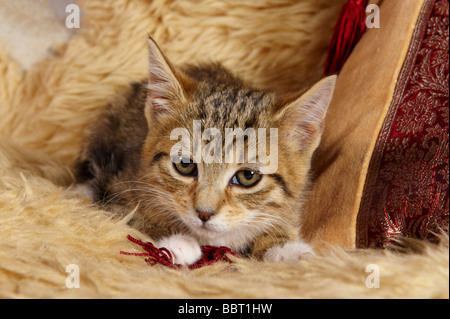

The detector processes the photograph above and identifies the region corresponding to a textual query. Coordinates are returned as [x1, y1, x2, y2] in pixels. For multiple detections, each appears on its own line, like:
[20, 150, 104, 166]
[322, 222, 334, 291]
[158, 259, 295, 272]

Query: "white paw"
[264, 241, 315, 263]
[72, 183, 95, 202]
[157, 234, 202, 266]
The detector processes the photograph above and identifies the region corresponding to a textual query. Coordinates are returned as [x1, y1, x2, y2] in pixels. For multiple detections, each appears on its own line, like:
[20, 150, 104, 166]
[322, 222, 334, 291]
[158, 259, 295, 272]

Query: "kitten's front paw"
[157, 234, 202, 266]
[264, 241, 315, 263]
[72, 183, 95, 202]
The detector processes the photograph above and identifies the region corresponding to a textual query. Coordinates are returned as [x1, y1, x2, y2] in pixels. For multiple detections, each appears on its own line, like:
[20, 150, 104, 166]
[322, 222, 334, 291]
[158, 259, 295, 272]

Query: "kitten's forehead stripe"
[183, 64, 273, 133]
[194, 87, 272, 132]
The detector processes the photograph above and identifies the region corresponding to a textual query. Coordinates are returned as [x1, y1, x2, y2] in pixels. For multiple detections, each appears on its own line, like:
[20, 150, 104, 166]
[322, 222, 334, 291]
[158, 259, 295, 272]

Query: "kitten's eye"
[173, 157, 198, 176]
[232, 170, 261, 187]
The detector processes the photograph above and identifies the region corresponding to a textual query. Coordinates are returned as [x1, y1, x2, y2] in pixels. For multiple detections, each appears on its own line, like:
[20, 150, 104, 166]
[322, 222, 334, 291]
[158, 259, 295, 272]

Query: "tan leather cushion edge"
[303, 0, 426, 250]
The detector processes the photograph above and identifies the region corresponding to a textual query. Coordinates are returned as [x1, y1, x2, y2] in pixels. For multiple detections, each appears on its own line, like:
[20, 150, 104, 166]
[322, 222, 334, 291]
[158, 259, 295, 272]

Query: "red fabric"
[357, 0, 449, 248]
[324, 0, 369, 75]
[120, 235, 237, 269]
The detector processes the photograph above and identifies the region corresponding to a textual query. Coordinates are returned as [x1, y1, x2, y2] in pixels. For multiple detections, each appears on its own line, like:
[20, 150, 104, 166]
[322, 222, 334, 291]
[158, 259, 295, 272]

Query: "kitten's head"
[140, 38, 336, 251]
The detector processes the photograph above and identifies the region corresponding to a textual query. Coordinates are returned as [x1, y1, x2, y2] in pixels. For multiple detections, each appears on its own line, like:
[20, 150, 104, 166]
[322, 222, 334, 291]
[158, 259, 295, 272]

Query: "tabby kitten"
[75, 37, 336, 265]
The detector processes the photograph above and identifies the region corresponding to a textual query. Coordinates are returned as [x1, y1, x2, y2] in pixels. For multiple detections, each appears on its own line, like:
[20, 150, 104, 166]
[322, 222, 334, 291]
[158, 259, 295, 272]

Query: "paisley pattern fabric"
[357, 0, 449, 248]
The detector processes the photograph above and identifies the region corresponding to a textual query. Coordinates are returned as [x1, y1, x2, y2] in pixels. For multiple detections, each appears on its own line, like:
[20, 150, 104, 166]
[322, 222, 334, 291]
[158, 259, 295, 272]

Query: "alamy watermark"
[366, 4, 380, 29]
[65, 4, 80, 29]
[170, 121, 279, 174]
[62, 3, 380, 30]
[365, 264, 380, 288]
[65, 264, 80, 288]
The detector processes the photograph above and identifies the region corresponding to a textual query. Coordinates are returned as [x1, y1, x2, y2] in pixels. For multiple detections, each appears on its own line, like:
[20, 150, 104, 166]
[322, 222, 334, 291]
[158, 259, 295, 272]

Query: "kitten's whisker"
[103, 185, 175, 211]
[243, 222, 281, 247]
[253, 212, 293, 232]
[247, 213, 295, 246]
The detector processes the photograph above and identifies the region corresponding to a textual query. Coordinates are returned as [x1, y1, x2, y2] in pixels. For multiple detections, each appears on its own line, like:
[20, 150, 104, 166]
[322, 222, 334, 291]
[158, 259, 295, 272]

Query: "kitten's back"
[75, 81, 148, 201]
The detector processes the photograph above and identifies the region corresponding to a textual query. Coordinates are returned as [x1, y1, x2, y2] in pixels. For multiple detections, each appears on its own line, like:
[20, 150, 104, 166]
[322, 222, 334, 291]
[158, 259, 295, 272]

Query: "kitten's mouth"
[180, 211, 233, 238]
[186, 217, 227, 235]
[197, 221, 224, 233]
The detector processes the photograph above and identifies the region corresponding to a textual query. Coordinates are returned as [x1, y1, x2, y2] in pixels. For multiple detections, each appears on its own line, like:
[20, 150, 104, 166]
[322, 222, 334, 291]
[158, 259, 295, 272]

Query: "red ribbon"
[120, 235, 237, 269]
[324, 0, 369, 75]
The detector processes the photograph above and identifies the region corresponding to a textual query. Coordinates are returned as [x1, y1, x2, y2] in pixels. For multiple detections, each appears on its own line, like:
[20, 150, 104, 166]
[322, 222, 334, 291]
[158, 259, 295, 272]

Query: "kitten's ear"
[277, 75, 336, 152]
[145, 37, 186, 123]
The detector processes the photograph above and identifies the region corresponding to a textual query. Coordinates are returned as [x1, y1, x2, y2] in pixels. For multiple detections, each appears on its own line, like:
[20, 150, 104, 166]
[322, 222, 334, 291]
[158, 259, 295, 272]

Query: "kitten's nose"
[196, 209, 215, 222]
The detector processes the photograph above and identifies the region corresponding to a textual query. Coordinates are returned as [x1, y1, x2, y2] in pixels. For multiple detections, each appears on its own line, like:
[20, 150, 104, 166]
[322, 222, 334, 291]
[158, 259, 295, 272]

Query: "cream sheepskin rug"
[0, 0, 448, 298]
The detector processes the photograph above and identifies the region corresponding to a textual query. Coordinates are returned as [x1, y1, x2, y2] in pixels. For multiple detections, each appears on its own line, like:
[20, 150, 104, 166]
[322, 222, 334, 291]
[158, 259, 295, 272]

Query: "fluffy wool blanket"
[0, 0, 448, 298]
